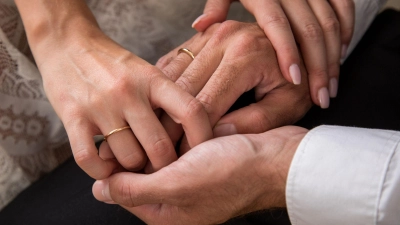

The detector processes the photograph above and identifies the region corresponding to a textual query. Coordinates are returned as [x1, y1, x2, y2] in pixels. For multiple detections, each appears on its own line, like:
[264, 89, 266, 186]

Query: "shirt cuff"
[286, 125, 400, 225]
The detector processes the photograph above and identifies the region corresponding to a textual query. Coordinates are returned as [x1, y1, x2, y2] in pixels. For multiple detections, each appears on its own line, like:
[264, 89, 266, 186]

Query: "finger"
[98, 142, 130, 174]
[160, 113, 184, 147]
[98, 141, 115, 160]
[102, 123, 147, 172]
[241, 0, 303, 87]
[329, 0, 355, 58]
[281, 0, 329, 108]
[66, 119, 119, 180]
[93, 172, 177, 207]
[125, 103, 178, 172]
[151, 77, 213, 148]
[157, 26, 218, 82]
[179, 135, 190, 155]
[308, 0, 341, 98]
[192, 0, 234, 32]
[214, 85, 312, 137]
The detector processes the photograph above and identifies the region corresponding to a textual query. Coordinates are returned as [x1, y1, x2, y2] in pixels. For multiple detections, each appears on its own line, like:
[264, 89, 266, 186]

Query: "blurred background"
[385, 0, 400, 9]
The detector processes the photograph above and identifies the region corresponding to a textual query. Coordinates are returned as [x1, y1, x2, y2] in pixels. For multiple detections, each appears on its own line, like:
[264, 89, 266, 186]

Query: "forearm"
[14, 0, 100, 54]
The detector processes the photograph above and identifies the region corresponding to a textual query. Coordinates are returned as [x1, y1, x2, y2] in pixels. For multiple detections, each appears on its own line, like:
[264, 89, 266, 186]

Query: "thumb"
[192, 0, 234, 32]
[213, 89, 311, 137]
[93, 172, 175, 207]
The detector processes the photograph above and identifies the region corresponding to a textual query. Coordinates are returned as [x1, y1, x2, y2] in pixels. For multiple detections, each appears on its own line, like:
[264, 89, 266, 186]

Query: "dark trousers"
[1, 9, 399, 225]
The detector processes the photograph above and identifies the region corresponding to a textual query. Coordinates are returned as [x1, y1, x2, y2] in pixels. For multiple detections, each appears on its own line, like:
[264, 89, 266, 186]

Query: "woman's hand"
[93, 126, 308, 225]
[156, 21, 312, 152]
[16, 0, 213, 178]
[192, 0, 355, 108]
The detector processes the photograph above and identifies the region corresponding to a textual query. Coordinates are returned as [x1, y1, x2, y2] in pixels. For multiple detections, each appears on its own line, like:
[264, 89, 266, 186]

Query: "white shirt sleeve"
[343, 0, 388, 60]
[286, 125, 400, 225]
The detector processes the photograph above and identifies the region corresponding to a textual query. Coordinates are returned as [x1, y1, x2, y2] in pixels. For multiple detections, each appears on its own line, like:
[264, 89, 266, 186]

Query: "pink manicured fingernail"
[341, 45, 348, 59]
[213, 124, 237, 137]
[289, 64, 301, 85]
[192, 14, 207, 28]
[329, 78, 338, 98]
[318, 87, 330, 109]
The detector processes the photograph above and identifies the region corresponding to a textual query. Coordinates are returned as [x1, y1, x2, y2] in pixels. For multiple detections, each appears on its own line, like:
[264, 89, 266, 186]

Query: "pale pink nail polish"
[289, 64, 301, 85]
[341, 45, 348, 59]
[213, 124, 237, 137]
[329, 78, 338, 98]
[318, 87, 330, 109]
[192, 14, 207, 28]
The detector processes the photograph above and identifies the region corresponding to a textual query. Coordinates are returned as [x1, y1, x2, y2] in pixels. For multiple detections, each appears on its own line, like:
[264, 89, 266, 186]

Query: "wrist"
[15, 0, 101, 54]
[252, 127, 307, 209]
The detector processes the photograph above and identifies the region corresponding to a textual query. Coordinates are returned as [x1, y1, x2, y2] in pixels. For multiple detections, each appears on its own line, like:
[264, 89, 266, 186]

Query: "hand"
[92, 126, 308, 225]
[192, 0, 355, 108]
[26, 12, 213, 177]
[156, 21, 312, 151]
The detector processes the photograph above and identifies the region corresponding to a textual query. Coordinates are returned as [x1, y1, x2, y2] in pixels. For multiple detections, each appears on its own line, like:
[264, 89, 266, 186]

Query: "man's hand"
[192, 0, 355, 108]
[156, 21, 312, 152]
[93, 126, 308, 225]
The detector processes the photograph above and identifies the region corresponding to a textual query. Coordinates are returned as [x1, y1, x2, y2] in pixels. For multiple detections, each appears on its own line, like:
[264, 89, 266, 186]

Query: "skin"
[157, 21, 312, 153]
[99, 21, 312, 162]
[93, 126, 308, 225]
[94, 21, 313, 223]
[14, 0, 213, 177]
[193, 0, 355, 108]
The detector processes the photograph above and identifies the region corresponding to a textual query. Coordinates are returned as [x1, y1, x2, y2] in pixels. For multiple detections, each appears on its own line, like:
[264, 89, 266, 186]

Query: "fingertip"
[318, 87, 330, 109]
[213, 123, 237, 137]
[192, 14, 208, 30]
[93, 180, 114, 204]
[289, 64, 302, 85]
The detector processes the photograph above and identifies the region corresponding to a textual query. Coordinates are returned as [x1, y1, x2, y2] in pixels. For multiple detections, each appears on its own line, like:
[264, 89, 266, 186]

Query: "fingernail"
[192, 14, 207, 28]
[213, 124, 237, 137]
[329, 78, 338, 98]
[341, 45, 348, 59]
[96, 180, 112, 202]
[289, 64, 301, 85]
[318, 87, 330, 109]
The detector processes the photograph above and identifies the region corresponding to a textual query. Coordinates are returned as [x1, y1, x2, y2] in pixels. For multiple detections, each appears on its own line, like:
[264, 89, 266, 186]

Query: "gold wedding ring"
[178, 48, 195, 60]
[103, 126, 131, 142]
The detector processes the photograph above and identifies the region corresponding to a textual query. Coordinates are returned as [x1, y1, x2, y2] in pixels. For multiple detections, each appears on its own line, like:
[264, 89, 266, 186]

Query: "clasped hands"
[15, 0, 355, 223]
[89, 21, 312, 223]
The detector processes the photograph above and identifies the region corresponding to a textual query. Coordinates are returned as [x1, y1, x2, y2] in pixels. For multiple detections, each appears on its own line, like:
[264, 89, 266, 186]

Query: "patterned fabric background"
[0, 0, 253, 210]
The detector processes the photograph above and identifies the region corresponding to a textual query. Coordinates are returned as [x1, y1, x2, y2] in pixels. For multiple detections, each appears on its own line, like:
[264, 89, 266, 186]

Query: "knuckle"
[156, 55, 173, 69]
[301, 23, 323, 41]
[74, 149, 94, 169]
[322, 17, 340, 34]
[120, 152, 146, 171]
[212, 20, 239, 43]
[110, 76, 132, 96]
[262, 14, 290, 29]
[150, 136, 174, 158]
[309, 68, 328, 79]
[196, 91, 214, 112]
[248, 106, 273, 132]
[234, 32, 261, 52]
[115, 179, 136, 207]
[183, 98, 205, 120]
[175, 75, 196, 94]
[163, 58, 187, 81]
